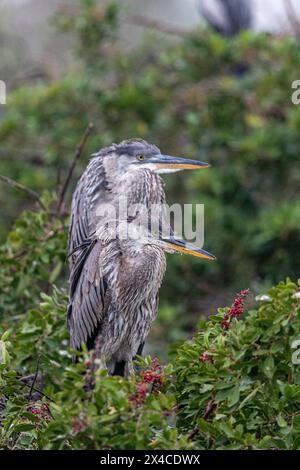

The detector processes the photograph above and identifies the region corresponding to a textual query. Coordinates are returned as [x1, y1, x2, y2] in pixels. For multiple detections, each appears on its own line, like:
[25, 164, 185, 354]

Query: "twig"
[19, 373, 55, 403]
[59, 5, 189, 37]
[21, 381, 55, 403]
[203, 399, 216, 420]
[188, 426, 200, 441]
[55, 123, 94, 215]
[127, 14, 189, 37]
[0, 174, 46, 210]
[284, 0, 300, 42]
[188, 399, 216, 441]
[29, 358, 40, 400]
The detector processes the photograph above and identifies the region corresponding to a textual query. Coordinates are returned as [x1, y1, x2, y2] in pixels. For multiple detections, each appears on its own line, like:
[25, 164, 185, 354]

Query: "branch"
[188, 399, 216, 441]
[0, 174, 46, 210]
[203, 399, 216, 420]
[284, 0, 300, 42]
[29, 358, 40, 400]
[55, 123, 94, 215]
[21, 380, 55, 403]
[127, 14, 189, 37]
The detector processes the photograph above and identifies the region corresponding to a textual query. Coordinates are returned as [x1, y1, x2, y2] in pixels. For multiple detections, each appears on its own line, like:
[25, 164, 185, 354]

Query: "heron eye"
[137, 154, 145, 161]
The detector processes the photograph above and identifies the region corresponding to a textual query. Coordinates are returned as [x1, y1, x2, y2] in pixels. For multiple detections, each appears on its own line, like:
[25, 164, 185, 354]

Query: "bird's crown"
[92, 139, 159, 159]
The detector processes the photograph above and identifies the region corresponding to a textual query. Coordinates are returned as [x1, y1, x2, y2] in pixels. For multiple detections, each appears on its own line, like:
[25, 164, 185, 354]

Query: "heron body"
[67, 139, 214, 376]
[69, 228, 166, 376]
[68, 167, 166, 375]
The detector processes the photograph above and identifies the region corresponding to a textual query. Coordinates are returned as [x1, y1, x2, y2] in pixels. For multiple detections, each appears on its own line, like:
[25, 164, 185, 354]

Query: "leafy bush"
[175, 279, 300, 449]
[0, 291, 190, 450]
[0, 192, 67, 320]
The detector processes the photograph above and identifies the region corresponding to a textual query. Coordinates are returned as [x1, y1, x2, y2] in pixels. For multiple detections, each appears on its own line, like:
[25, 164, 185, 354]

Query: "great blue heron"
[68, 139, 215, 376]
[199, 0, 252, 37]
[68, 139, 209, 261]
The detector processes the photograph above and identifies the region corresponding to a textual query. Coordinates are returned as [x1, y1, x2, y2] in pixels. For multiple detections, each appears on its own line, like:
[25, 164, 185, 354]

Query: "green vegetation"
[176, 280, 300, 449]
[0, 204, 300, 449]
[1, 0, 300, 450]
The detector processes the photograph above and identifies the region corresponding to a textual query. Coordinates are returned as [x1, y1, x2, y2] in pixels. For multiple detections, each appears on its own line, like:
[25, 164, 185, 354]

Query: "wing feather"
[68, 240, 107, 350]
[68, 157, 107, 261]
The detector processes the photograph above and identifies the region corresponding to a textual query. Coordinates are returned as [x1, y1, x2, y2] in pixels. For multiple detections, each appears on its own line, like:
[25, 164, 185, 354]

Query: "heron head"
[128, 223, 216, 262]
[93, 139, 210, 176]
[98, 216, 216, 262]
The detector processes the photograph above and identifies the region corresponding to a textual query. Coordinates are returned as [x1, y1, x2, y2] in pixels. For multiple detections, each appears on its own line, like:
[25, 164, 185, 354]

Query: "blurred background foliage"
[1, 0, 300, 356]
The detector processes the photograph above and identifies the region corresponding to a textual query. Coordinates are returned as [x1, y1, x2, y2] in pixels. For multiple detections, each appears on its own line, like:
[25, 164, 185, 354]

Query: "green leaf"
[276, 414, 288, 428]
[262, 356, 275, 379]
[0, 340, 11, 365]
[227, 385, 240, 407]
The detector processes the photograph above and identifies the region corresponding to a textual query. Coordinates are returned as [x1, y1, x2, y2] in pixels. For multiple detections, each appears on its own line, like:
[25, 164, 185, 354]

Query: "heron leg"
[136, 341, 145, 357]
[93, 354, 107, 372]
[124, 360, 135, 378]
[133, 341, 145, 374]
[84, 353, 107, 391]
[112, 360, 126, 376]
[92, 334, 110, 373]
[112, 359, 134, 378]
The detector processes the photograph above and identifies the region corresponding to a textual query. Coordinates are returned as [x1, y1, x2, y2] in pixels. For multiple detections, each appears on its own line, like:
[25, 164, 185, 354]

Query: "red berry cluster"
[221, 289, 250, 330]
[28, 403, 51, 421]
[200, 351, 213, 363]
[72, 415, 87, 435]
[142, 369, 163, 383]
[129, 358, 163, 405]
[129, 383, 147, 406]
[133, 382, 148, 405]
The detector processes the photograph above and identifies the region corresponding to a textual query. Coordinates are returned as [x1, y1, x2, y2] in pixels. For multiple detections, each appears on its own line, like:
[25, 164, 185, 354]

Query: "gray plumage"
[67, 139, 213, 376]
[68, 139, 161, 261]
[199, 0, 252, 37]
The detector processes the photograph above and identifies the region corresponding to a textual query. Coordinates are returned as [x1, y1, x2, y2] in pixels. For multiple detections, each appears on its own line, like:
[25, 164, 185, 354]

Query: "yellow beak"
[164, 237, 216, 261]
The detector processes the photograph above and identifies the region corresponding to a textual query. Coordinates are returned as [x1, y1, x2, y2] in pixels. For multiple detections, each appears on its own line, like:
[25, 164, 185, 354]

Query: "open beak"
[146, 154, 210, 171]
[163, 237, 216, 261]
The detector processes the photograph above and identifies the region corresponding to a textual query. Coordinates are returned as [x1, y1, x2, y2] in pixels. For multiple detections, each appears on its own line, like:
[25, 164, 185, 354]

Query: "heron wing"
[68, 157, 107, 260]
[68, 176, 90, 256]
[67, 238, 108, 350]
